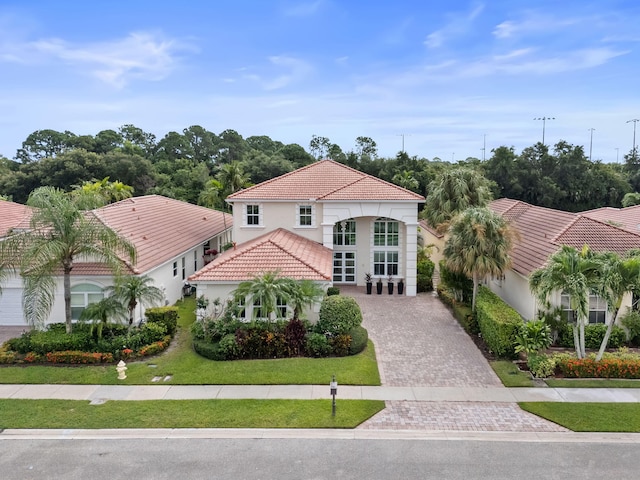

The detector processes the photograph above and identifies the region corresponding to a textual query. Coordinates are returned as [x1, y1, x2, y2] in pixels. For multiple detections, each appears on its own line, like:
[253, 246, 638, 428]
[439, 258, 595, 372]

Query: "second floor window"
[246, 204, 260, 226]
[374, 218, 399, 246]
[333, 219, 356, 246]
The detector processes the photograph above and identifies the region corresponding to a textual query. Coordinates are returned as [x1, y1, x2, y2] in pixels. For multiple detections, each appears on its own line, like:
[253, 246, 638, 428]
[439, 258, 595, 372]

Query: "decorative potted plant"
[365, 273, 373, 295]
[397, 278, 404, 295]
[376, 276, 383, 294]
[387, 275, 394, 295]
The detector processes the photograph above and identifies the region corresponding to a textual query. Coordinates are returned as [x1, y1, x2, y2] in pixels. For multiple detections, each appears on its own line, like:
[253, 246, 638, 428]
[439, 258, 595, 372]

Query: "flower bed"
[556, 356, 640, 379]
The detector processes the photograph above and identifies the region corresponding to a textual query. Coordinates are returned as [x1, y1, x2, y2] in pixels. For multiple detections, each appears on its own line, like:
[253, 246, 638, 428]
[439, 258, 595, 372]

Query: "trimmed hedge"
[45, 350, 114, 364]
[348, 326, 368, 355]
[145, 306, 179, 335]
[192, 338, 224, 361]
[475, 286, 522, 359]
[437, 285, 477, 334]
[556, 356, 640, 379]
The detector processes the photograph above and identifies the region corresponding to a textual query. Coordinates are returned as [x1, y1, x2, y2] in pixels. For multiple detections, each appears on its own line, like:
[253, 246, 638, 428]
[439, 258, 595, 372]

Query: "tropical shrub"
[284, 318, 307, 356]
[46, 351, 114, 364]
[193, 338, 224, 361]
[475, 286, 522, 359]
[218, 334, 240, 360]
[306, 332, 332, 357]
[326, 287, 340, 296]
[330, 334, 352, 357]
[555, 354, 640, 379]
[621, 310, 640, 345]
[145, 306, 179, 335]
[439, 260, 473, 303]
[28, 330, 92, 355]
[527, 354, 556, 378]
[348, 326, 368, 355]
[417, 259, 435, 292]
[316, 295, 363, 335]
[514, 320, 552, 355]
[584, 324, 626, 350]
[138, 336, 171, 357]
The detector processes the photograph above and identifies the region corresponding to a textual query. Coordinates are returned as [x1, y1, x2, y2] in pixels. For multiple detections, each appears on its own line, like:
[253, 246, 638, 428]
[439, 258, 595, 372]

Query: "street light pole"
[397, 133, 410, 153]
[627, 119, 639, 155]
[482, 134, 487, 161]
[534, 117, 555, 145]
[588, 128, 595, 161]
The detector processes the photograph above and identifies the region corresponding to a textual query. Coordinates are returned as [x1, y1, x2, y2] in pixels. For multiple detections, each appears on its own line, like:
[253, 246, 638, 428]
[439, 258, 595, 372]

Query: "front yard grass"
[520, 402, 640, 432]
[490, 360, 535, 387]
[0, 298, 381, 386]
[545, 378, 640, 388]
[0, 398, 385, 429]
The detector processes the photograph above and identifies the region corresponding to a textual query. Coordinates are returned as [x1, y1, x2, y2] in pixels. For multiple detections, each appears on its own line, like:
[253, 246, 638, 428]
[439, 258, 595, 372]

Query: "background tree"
[423, 168, 493, 232]
[309, 135, 331, 160]
[443, 207, 514, 311]
[2, 187, 136, 332]
[108, 275, 165, 328]
[217, 161, 251, 196]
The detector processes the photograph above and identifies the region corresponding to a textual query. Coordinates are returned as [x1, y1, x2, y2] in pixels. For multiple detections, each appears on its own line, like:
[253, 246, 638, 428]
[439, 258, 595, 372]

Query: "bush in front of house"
[326, 286, 340, 296]
[348, 326, 368, 355]
[315, 295, 363, 336]
[584, 323, 626, 350]
[305, 332, 332, 357]
[475, 286, 522, 359]
[145, 306, 179, 336]
[437, 284, 478, 334]
[555, 352, 640, 379]
[439, 260, 473, 303]
[417, 258, 435, 292]
[622, 310, 640, 346]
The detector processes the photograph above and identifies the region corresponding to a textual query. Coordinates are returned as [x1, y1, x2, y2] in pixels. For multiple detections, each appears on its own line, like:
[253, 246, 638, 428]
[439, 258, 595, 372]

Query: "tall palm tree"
[198, 179, 223, 209]
[529, 245, 600, 358]
[217, 161, 251, 196]
[443, 207, 514, 311]
[79, 295, 127, 340]
[423, 168, 493, 233]
[1, 187, 136, 333]
[592, 251, 640, 360]
[392, 170, 419, 192]
[108, 275, 165, 327]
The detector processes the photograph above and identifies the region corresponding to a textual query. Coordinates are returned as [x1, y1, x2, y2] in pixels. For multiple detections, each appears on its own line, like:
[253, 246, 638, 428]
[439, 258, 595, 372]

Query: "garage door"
[0, 288, 25, 326]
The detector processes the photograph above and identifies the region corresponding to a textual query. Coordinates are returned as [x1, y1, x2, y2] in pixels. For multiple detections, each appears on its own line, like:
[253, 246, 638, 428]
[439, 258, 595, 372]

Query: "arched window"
[71, 283, 105, 320]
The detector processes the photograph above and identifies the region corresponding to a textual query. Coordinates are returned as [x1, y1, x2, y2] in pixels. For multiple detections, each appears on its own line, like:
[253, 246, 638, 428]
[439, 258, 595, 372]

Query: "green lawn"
[0, 298, 381, 386]
[545, 378, 640, 388]
[490, 360, 535, 387]
[0, 398, 385, 429]
[520, 402, 640, 432]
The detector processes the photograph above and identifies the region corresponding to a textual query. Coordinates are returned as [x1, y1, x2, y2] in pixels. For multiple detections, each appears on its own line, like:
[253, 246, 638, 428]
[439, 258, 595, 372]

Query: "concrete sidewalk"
[1, 384, 640, 403]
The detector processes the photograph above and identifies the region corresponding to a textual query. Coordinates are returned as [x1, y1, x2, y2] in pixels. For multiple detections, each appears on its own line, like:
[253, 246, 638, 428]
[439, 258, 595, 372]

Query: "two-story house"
[189, 159, 424, 320]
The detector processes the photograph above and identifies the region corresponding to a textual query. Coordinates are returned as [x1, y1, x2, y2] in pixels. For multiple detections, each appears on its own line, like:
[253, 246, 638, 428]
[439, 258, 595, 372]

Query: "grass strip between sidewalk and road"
[0, 399, 384, 429]
[520, 402, 640, 432]
[490, 361, 535, 387]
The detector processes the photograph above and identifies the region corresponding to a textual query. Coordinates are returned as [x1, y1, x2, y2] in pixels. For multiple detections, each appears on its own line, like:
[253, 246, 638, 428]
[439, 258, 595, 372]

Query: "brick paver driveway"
[341, 287, 566, 432]
[343, 287, 502, 388]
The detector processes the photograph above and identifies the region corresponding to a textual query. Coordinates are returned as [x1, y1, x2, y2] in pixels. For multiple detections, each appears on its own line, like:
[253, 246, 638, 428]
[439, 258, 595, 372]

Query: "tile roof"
[0, 200, 33, 237]
[226, 159, 424, 202]
[490, 198, 640, 276]
[189, 228, 333, 282]
[580, 205, 640, 234]
[418, 219, 444, 239]
[92, 195, 232, 274]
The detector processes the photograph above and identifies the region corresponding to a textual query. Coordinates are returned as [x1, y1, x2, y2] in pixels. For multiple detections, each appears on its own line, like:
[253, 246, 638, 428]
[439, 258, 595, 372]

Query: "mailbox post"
[330, 375, 338, 417]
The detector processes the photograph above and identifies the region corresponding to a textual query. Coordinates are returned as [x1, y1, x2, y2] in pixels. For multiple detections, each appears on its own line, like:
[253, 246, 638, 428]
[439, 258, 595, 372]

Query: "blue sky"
[1, 0, 639, 162]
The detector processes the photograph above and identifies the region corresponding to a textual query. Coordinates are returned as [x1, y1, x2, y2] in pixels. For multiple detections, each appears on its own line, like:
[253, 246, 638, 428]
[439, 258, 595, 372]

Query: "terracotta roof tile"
[227, 159, 424, 202]
[490, 199, 640, 276]
[93, 195, 232, 274]
[0, 200, 33, 237]
[581, 205, 640, 234]
[418, 219, 444, 239]
[189, 228, 332, 282]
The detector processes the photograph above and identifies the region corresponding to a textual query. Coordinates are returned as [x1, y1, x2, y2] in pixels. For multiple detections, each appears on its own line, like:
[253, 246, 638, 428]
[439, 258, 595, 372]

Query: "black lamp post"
[330, 375, 338, 417]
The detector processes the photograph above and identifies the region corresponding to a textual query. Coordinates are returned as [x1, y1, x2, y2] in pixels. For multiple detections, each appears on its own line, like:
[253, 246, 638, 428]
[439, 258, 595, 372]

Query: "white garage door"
[0, 288, 25, 326]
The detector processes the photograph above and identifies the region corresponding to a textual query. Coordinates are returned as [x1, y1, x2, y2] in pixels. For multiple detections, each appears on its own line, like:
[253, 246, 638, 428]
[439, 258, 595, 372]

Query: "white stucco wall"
[488, 269, 536, 320]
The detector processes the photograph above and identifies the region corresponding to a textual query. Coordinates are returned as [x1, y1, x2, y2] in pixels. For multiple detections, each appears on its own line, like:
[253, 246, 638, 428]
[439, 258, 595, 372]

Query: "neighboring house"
[189, 159, 424, 320]
[488, 198, 640, 323]
[580, 204, 640, 234]
[0, 195, 232, 327]
[418, 219, 445, 268]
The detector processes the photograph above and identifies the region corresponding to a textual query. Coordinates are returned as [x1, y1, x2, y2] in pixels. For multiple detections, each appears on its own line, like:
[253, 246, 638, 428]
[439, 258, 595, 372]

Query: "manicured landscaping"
[0, 399, 385, 429]
[545, 378, 640, 388]
[0, 298, 381, 386]
[520, 402, 640, 432]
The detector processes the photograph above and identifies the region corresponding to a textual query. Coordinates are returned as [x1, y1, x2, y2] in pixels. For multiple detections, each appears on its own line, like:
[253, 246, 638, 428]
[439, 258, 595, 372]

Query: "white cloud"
[1, 32, 192, 88]
[493, 13, 583, 40]
[424, 2, 485, 49]
[263, 55, 313, 90]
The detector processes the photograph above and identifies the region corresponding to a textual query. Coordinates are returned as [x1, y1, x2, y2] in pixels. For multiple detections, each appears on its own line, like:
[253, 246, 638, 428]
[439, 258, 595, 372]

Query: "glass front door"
[333, 251, 356, 283]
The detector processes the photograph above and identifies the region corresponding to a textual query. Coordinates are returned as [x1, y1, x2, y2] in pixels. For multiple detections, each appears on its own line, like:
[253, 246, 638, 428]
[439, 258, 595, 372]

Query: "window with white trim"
[373, 251, 399, 277]
[194, 251, 198, 271]
[71, 284, 105, 320]
[276, 296, 288, 318]
[245, 204, 261, 226]
[297, 204, 314, 227]
[333, 219, 356, 246]
[253, 297, 264, 320]
[172, 261, 178, 277]
[181, 257, 186, 280]
[561, 293, 607, 324]
[374, 218, 399, 246]
[236, 297, 246, 320]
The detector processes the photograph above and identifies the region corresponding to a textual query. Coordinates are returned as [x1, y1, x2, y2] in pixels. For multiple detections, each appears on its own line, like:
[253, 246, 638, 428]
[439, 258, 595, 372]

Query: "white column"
[405, 222, 418, 296]
[321, 222, 334, 249]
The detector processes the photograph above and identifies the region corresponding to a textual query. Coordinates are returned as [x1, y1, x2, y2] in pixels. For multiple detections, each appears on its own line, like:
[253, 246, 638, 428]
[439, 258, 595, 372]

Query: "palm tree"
[108, 275, 165, 327]
[443, 207, 514, 311]
[75, 177, 134, 205]
[592, 251, 640, 360]
[79, 296, 127, 340]
[198, 179, 223, 209]
[284, 278, 325, 320]
[392, 170, 419, 192]
[1, 187, 136, 333]
[233, 271, 292, 321]
[423, 168, 493, 233]
[529, 245, 600, 359]
[217, 161, 251, 196]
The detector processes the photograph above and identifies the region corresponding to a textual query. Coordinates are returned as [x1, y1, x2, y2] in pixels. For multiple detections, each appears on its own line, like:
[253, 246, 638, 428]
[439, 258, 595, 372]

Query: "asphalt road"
[1, 437, 638, 480]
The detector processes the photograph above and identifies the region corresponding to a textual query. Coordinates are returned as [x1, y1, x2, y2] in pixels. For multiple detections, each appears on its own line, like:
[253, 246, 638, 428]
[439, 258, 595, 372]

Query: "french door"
[333, 251, 356, 283]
